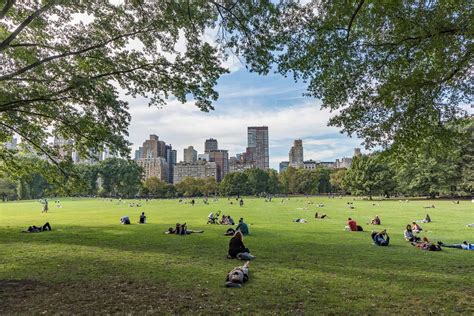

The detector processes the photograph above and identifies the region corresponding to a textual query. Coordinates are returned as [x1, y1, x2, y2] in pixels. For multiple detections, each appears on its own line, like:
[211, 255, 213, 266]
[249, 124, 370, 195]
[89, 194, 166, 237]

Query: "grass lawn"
[1, 197, 473, 314]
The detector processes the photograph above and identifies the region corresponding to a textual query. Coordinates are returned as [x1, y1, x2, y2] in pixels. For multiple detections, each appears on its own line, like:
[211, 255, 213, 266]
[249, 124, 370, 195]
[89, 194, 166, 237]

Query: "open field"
[1, 197, 473, 314]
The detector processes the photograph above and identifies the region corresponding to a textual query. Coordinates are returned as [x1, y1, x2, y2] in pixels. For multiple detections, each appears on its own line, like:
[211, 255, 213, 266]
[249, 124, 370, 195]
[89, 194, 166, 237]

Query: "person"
[227, 231, 255, 260]
[225, 261, 250, 288]
[369, 215, 381, 225]
[294, 218, 308, 223]
[23, 222, 52, 233]
[423, 204, 435, 209]
[239, 199, 244, 207]
[120, 216, 131, 225]
[221, 215, 229, 225]
[467, 224, 474, 228]
[437, 241, 473, 250]
[236, 218, 249, 235]
[139, 212, 146, 224]
[314, 212, 327, 219]
[166, 223, 204, 235]
[41, 199, 48, 213]
[191, 199, 195, 206]
[412, 222, 422, 233]
[228, 216, 235, 225]
[404, 224, 421, 242]
[423, 214, 431, 223]
[224, 228, 236, 236]
[207, 212, 215, 224]
[346, 218, 362, 231]
[411, 237, 441, 251]
[371, 230, 390, 246]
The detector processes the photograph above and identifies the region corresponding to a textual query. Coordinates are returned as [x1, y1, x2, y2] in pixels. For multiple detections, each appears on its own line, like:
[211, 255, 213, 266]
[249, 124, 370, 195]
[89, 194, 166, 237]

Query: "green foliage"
[232, 1, 473, 149]
[330, 168, 347, 193]
[97, 158, 143, 198]
[220, 172, 249, 196]
[344, 154, 396, 199]
[142, 177, 176, 198]
[279, 167, 333, 195]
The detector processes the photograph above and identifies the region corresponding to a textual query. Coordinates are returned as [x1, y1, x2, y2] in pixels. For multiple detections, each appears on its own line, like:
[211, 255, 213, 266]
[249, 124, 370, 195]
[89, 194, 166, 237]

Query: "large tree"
[0, 0, 276, 173]
[233, 0, 473, 149]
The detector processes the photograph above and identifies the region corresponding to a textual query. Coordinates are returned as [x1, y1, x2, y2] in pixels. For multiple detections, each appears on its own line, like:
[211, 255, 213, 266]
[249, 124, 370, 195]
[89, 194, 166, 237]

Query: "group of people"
[207, 211, 235, 225]
[166, 223, 204, 235]
[23, 222, 52, 233]
[120, 212, 147, 225]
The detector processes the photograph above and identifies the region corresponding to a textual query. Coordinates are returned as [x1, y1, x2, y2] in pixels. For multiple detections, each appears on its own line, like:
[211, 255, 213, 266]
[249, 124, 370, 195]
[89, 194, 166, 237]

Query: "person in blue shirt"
[437, 241, 473, 250]
[371, 230, 390, 246]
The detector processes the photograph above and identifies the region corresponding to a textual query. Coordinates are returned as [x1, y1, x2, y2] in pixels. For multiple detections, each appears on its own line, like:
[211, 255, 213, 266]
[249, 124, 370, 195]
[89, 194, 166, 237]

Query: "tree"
[330, 168, 348, 193]
[0, 177, 16, 201]
[142, 177, 174, 198]
[0, 1, 278, 172]
[97, 158, 142, 197]
[233, 1, 472, 149]
[220, 173, 249, 196]
[344, 154, 396, 199]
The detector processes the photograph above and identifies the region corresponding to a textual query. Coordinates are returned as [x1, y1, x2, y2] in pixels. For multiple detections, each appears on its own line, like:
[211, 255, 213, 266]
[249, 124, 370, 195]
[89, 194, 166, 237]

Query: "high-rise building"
[198, 153, 210, 161]
[247, 126, 269, 170]
[4, 137, 18, 150]
[137, 157, 169, 181]
[335, 157, 352, 169]
[165, 145, 177, 183]
[354, 148, 362, 157]
[279, 161, 289, 173]
[204, 138, 218, 152]
[289, 139, 304, 167]
[141, 134, 162, 159]
[303, 159, 318, 170]
[208, 149, 229, 181]
[183, 146, 197, 163]
[173, 161, 218, 184]
[134, 147, 143, 161]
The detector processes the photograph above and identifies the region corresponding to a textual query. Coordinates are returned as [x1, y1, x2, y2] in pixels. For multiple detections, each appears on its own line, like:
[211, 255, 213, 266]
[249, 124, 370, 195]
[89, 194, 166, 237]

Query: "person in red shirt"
[347, 218, 358, 231]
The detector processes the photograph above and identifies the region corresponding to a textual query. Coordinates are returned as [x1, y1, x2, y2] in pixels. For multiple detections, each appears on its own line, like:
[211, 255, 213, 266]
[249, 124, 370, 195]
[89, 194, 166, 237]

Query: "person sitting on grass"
[369, 215, 381, 225]
[236, 218, 249, 235]
[371, 230, 390, 246]
[227, 231, 255, 260]
[23, 222, 52, 233]
[225, 261, 250, 288]
[221, 215, 229, 225]
[139, 212, 146, 224]
[412, 222, 423, 233]
[294, 218, 308, 223]
[228, 216, 235, 225]
[120, 216, 131, 225]
[437, 241, 473, 250]
[346, 218, 363, 231]
[423, 214, 431, 223]
[314, 212, 327, 219]
[411, 237, 442, 251]
[404, 224, 421, 242]
[166, 223, 204, 235]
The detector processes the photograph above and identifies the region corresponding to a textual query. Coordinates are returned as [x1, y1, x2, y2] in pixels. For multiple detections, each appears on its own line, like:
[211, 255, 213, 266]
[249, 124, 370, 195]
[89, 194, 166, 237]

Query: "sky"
[125, 58, 364, 170]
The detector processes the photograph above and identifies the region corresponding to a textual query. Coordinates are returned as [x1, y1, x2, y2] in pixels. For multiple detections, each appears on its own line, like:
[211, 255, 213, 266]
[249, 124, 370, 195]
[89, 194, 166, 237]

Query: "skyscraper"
[183, 146, 197, 163]
[247, 126, 269, 170]
[204, 138, 218, 152]
[289, 139, 304, 167]
[208, 149, 229, 181]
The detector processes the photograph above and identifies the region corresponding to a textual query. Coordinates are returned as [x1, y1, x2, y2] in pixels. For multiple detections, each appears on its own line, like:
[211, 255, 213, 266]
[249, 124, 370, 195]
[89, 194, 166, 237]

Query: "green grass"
[1, 197, 473, 314]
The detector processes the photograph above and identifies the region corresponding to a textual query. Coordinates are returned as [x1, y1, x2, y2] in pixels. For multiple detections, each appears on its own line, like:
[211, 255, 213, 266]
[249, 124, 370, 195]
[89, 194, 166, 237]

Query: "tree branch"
[0, 1, 55, 51]
[0, 121, 66, 176]
[0, 0, 15, 19]
[346, 0, 365, 41]
[0, 26, 156, 81]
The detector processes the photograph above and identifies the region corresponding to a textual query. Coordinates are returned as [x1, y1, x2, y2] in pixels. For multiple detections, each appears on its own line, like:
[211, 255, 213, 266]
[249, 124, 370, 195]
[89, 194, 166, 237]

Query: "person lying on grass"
[411, 237, 442, 251]
[371, 230, 390, 246]
[225, 261, 250, 288]
[368, 215, 381, 225]
[294, 218, 308, 223]
[224, 228, 236, 236]
[404, 225, 421, 242]
[416, 214, 431, 223]
[22, 222, 52, 233]
[437, 241, 474, 250]
[314, 212, 327, 219]
[228, 231, 255, 260]
[166, 223, 204, 235]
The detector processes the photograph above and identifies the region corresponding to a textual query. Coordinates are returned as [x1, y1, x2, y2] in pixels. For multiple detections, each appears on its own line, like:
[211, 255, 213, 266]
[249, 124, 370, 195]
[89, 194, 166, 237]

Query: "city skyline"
[126, 63, 364, 171]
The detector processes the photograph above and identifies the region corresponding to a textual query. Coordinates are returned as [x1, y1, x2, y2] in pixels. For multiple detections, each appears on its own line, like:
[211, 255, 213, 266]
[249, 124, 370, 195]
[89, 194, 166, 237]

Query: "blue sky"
[127, 62, 364, 170]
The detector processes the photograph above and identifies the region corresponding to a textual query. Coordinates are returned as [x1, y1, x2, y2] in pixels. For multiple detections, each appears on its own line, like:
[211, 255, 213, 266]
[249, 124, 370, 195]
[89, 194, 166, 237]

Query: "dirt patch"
[1, 279, 215, 314]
